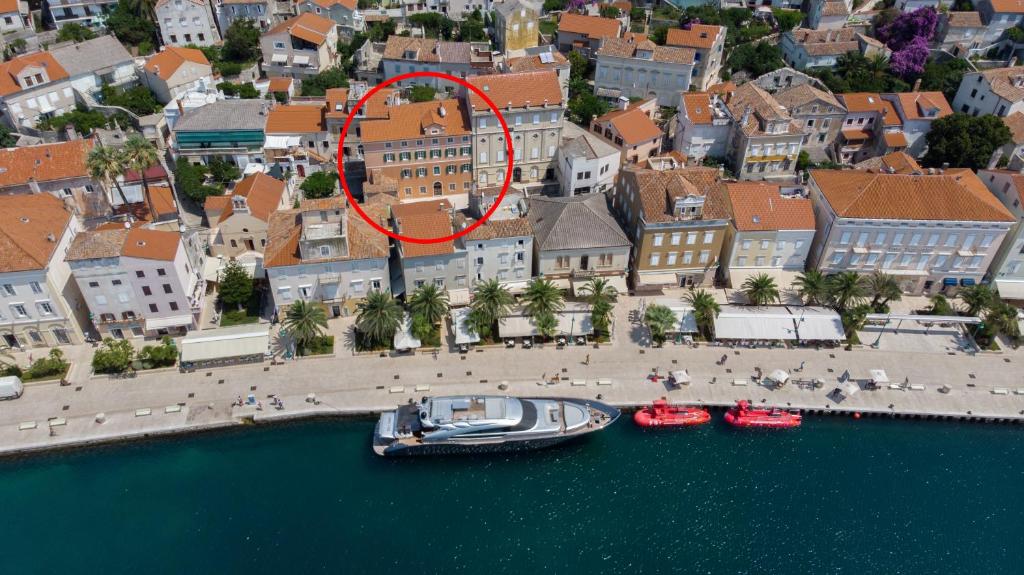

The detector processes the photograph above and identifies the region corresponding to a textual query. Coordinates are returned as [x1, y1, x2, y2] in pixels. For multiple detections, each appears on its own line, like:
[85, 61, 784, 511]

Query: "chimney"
[438, 103, 446, 117]
[176, 98, 184, 116]
[912, 78, 922, 93]
[617, 95, 629, 110]
[741, 105, 752, 127]
[64, 124, 78, 141]
[27, 177, 41, 195]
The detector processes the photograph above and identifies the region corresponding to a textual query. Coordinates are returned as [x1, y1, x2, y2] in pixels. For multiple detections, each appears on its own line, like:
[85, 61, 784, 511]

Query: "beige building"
[772, 83, 846, 162]
[260, 12, 340, 79]
[590, 98, 664, 166]
[494, 0, 540, 54]
[555, 12, 621, 58]
[611, 167, 730, 291]
[0, 194, 85, 350]
[465, 71, 565, 190]
[141, 46, 214, 105]
[296, 0, 363, 34]
[725, 83, 805, 182]
[665, 24, 725, 92]
[205, 172, 290, 258]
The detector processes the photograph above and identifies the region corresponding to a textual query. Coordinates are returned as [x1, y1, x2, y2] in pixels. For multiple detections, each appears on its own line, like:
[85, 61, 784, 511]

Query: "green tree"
[355, 290, 404, 349]
[796, 150, 811, 172]
[568, 93, 610, 125]
[409, 283, 450, 327]
[470, 279, 513, 335]
[599, 5, 620, 18]
[919, 57, 970, 101]
[409, 85, 437, 102]
[809, 53, 908, 94]
[218, 260, 254, 309]
[122, 135, 160, 218]
[985, 300, 1020, 341]
[772, 9, 803, 31]
[543, 0, 565, 11]
[367, 19, 397, 42]
[174, 157, 222, 203]
[0, 124, 15, 148]
[300, 171, 339, 199]
[794, 270, 829, 306]
[87, 144, 130, 206]
[741, 273, 781, 306]
[523, 278, 565, 320]
[222, 18, 261, 62]
[684, 288, 720, 340]
[922, 113, 1012, 170]
[928, 294, 955, 316]
[958, 284, 995, 316]
[578, 277, 618, 334]
[207, 156, 241, 184]
[534, 311, 559, 340]
[92, 338, 136, 374]
[300, 67, 349, 96]
[283, 300, 329, 354]
[867, 271, 902, 311]
[465, 306, 494, 339]
[106, 4, 157, 48]
[826, 272, 868, 313]
[726, 42, 785, 77]
[137, 336, 177, 368]
[37, 108, 110, 134]
[643, 303, 676, 345]
[101, 85, 160, 116]
[650, 26, 669, 45]
[56, 22, 96, 43]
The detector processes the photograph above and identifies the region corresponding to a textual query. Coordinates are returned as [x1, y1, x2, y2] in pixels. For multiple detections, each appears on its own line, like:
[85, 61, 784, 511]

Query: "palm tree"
[408, 283, 449, 327]
[741, 273, 780, 306]
[523, 278, 565, 319]
[534, 312, 558, 340]
[355, 290, 403, 348]
[86, 144, 130, 206]
[986, 301, 1020, 341]
[464, 307, 492, 339]
[643, 303, 677, 346]
[684, 288, 720, 340]
[122, 135, 160, 219]
[794, 270, 829, 306]
[283, 300, 328, 354]
[928, 294, 955, 316]
[470, 279, 513, 333]
[958, 284, 995, 317]
[826, 272, 867, 313]
[867, 271, 902, 311]
[578, 277, 618, 334]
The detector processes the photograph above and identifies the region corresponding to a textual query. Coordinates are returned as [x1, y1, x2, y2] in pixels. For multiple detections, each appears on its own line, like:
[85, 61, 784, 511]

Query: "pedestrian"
[799, 360, 805, 372]
[584, 354, 590, 366]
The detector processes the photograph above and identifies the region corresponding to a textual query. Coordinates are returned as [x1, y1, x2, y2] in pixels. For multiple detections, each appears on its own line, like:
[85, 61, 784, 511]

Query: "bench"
[908, 384, 925, 391]
[571, 379, 587, 387]
[135, 408, 152, 417]
[414, 384, 430, 392]
[732, 379, 748, 386]
[164, 405, 182, 413]
[48, 418, 66, 427]
[389, 386, 405, 393]
[18, 421, 36, 431]
[992, 388, 1009, 395]
[596, 379, 613, 386]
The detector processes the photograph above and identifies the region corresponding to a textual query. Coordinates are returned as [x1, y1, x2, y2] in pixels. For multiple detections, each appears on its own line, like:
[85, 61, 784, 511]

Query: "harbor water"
[2, 416, 1021, 574]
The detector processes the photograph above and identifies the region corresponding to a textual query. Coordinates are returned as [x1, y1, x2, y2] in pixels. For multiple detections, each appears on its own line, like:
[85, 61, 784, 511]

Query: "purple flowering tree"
[889, 36, 930, 79]
[877, 7, 939, 51]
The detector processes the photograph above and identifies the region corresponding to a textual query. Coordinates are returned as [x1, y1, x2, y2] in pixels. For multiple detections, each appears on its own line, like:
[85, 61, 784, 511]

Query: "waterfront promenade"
[1, 294, 1023, 455]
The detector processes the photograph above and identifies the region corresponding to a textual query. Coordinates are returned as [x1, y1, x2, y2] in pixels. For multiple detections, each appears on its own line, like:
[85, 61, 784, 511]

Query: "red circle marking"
[337, 71, 515, 244]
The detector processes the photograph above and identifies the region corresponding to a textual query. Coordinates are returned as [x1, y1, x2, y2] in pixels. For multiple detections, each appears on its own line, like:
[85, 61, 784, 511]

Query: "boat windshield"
[509, 400, 539, 431]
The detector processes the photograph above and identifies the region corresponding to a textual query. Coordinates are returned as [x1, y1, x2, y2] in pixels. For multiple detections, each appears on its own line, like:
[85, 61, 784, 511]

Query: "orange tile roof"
[267, 13, 335, 45]
[143, 46, 210, 81]
[893, 91, 953, 120]
[120, 228, 181, 260]
[681, 92, 713, 125]
[1004, 111, 1024, 144]
[148, 184, 178, 218]
[264, 199, 390, 267]
[310, 0, 356, 9]
[0, 0, 21, 12]
[325, 86, 397, 120]
[841, 128, 872, 141]
[466, 70, 563, 109]
[665, 24, 724, 49]
[268, 77, 293, 92]
[854, 151, 922, 174]
[595, 106, 663, 145]
[990, 0, 1024, 13]
[727, 183, 815, 232]
[360, 99, 470, 143]
[622, 32, 647, 43]
[558, 13, 621, 39]
[708, 81, 736, 96]
[0, 139, 92, 187]
[883, 131, 908, 148]
[392, 199, 455, 257]
[810, 169, 1015, 222]
[218, 173, 286, 224]
[838, 92, 886, 113]
[0, 51, 69, 96]
[506, 51, 569, 73]
[627, 166, 731, 223]
[0, 194, 72, 273]
[265, 104, 326, 133]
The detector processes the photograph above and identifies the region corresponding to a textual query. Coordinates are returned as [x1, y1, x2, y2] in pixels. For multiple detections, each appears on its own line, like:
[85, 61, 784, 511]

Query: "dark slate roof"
[528, 194, 630, 251]
[174, 100, 269, 132]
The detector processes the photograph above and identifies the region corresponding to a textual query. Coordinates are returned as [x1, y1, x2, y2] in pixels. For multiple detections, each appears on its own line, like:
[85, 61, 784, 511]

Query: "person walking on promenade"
[584, 354, 590, 366]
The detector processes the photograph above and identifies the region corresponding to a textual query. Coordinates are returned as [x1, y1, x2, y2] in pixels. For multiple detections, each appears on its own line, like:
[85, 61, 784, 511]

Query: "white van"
[0, 376, 24, 400]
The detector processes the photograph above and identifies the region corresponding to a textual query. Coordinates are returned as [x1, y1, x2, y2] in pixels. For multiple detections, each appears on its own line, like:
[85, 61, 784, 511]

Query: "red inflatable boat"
[724, 400, 802, 429]
[633, 400, 711, 428]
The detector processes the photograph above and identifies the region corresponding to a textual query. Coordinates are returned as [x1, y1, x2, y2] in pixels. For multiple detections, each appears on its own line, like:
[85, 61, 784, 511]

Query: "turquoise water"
[1, 416, 1021, 574]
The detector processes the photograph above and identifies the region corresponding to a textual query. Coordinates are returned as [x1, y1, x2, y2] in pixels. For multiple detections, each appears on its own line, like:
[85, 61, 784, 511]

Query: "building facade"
[156, 0, 222, 47]
[205, 172, 289, 258]
[494, 0, 539, 53]
[952, 66, 1024, 118]
[556, 121, 620, 196]
[141, 46, 214, 104]
[380, 37, 496, 91]
[296, 0, 363, 35]
[594, 37, 696, 107]
[664, 24, 725, 92]
[392, 200, 469, 298]
[260, 12, 340, 78]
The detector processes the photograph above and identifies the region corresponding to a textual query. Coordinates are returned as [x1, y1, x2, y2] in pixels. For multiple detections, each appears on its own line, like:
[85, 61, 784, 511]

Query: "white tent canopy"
[180, 324, 270, 364]
[393, 313, 421, 351]
[653, 299, 698, 333]
[996, 279, 1024, 300]
[715, 305, 844, 341]
[450, 307, 480, 346]
[498, 303, 594, 338]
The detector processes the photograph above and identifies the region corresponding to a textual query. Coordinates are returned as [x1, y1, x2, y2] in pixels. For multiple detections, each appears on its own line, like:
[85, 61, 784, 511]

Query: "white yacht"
[373, 395, 620, 456]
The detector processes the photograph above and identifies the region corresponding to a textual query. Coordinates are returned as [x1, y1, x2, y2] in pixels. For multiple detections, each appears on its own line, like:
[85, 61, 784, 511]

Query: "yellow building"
[494, 0, 540, 54]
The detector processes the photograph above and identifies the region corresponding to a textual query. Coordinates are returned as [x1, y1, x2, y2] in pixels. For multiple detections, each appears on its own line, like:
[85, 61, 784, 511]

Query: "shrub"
[92, 338, 136, 374]
[24, 349, 69, 380]
[300, 171, 339, 199]
[137, 337, 177, 369]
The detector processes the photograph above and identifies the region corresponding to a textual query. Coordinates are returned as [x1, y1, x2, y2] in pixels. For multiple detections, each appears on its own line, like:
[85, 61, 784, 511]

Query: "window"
[856, 233, 868, 246]
[649, 253, 660, 266]
[95, 295, 108, 305]
[682, 252, 693, 264]
[686, 232, 697, 245]
[112, 280, 122, 286]
[417, 168, 427, 177]
[910, 233, 922, 246]
[892, 233, 904, 246]
[667, 252, 677, 265]
[653, 234, 664, 247]
[29, 281, 42, 294]
[874, 232, 886, 245]
[866, 252, 879, 265]
[2, 284, 14, 296]
[741, 239, 752, 250]
[670, 233, 681, 246]
[703, 232, 714, 244]
[149, 303, 158, 313]
[12, 304, 28, 317]
[760, 239, 770, 250]
[933, 254, 948, 267]
[737, 256, 747, 266]
[38, 302, 54, 315]
[319, 245, 331, 257]
[945, 234, 959, 247]
[839, 232, 851, 245]
[162, 284, 173, 294]
[88, 282, 99, 288]
[981, 234, 995, 248]
[142, 286, 152, 296]
[136, 270, 145, 278]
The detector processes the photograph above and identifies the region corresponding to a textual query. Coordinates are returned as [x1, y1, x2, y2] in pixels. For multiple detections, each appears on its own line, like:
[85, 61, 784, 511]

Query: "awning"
[793, 306, 844, 341]
[497, 304, 594, 338]
[671, 370, 690, 383]
[636, 272, 678, 286]
[869, 369, 889, 384]
[450, 307, 480, 346]
[842, 129, 871, 141]
[447, 288, 471, 307]
[652, 299, 697, 333]
[884, 131, 908, 147]
[500, 280, 529, 294]
[570, 275, 627, 295]
[291, 55, 310, 65]
[714, 306, 798, 340]
[996, 279, 1024, 300]
[264, 135, 301, 149]
[547, 278, 571, 290]
[943, 277, 958, 286]
[960, 278, 976, 286]
[730, 268, 802, 290]
[145, 314, 194, 331]
[271, 53, 288, 63]
[393, 313, 421, 350]
[180, 324, 270, 363]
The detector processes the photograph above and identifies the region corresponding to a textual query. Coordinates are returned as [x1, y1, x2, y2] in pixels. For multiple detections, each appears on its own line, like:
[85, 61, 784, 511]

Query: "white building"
[0, 0, 29, 34]
[459, 216, 534, 292]
[140, 46, 215, 105]
[0, 194, 85, 349]
[952, 66, 1024, 118]
[977, 169, 1024, 300]
[45, 0, 117, 30]
[216, 0, 274, 32]
[675, 91, 732, 164]
[807, 169, 1015, 295]
[556, 121, 620, 196]
[296, 0, 364, 34]
[391, 199, 469, 303]
[156, 0, 222, 47]
[264, 197, 391, 317]
[594, 37, 696, 107]
[67, 227, 207, 339]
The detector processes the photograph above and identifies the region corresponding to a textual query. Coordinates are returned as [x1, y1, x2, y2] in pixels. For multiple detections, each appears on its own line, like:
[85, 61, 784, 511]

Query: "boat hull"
[633, 405, 710, 428]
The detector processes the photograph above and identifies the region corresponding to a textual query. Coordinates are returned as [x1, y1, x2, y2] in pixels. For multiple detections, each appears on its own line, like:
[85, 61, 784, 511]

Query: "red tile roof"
[392, 199, 455, 257]
[0, 194, 72, 273]
[0, 139, 92, 187]
[727, 182, 815, 231]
